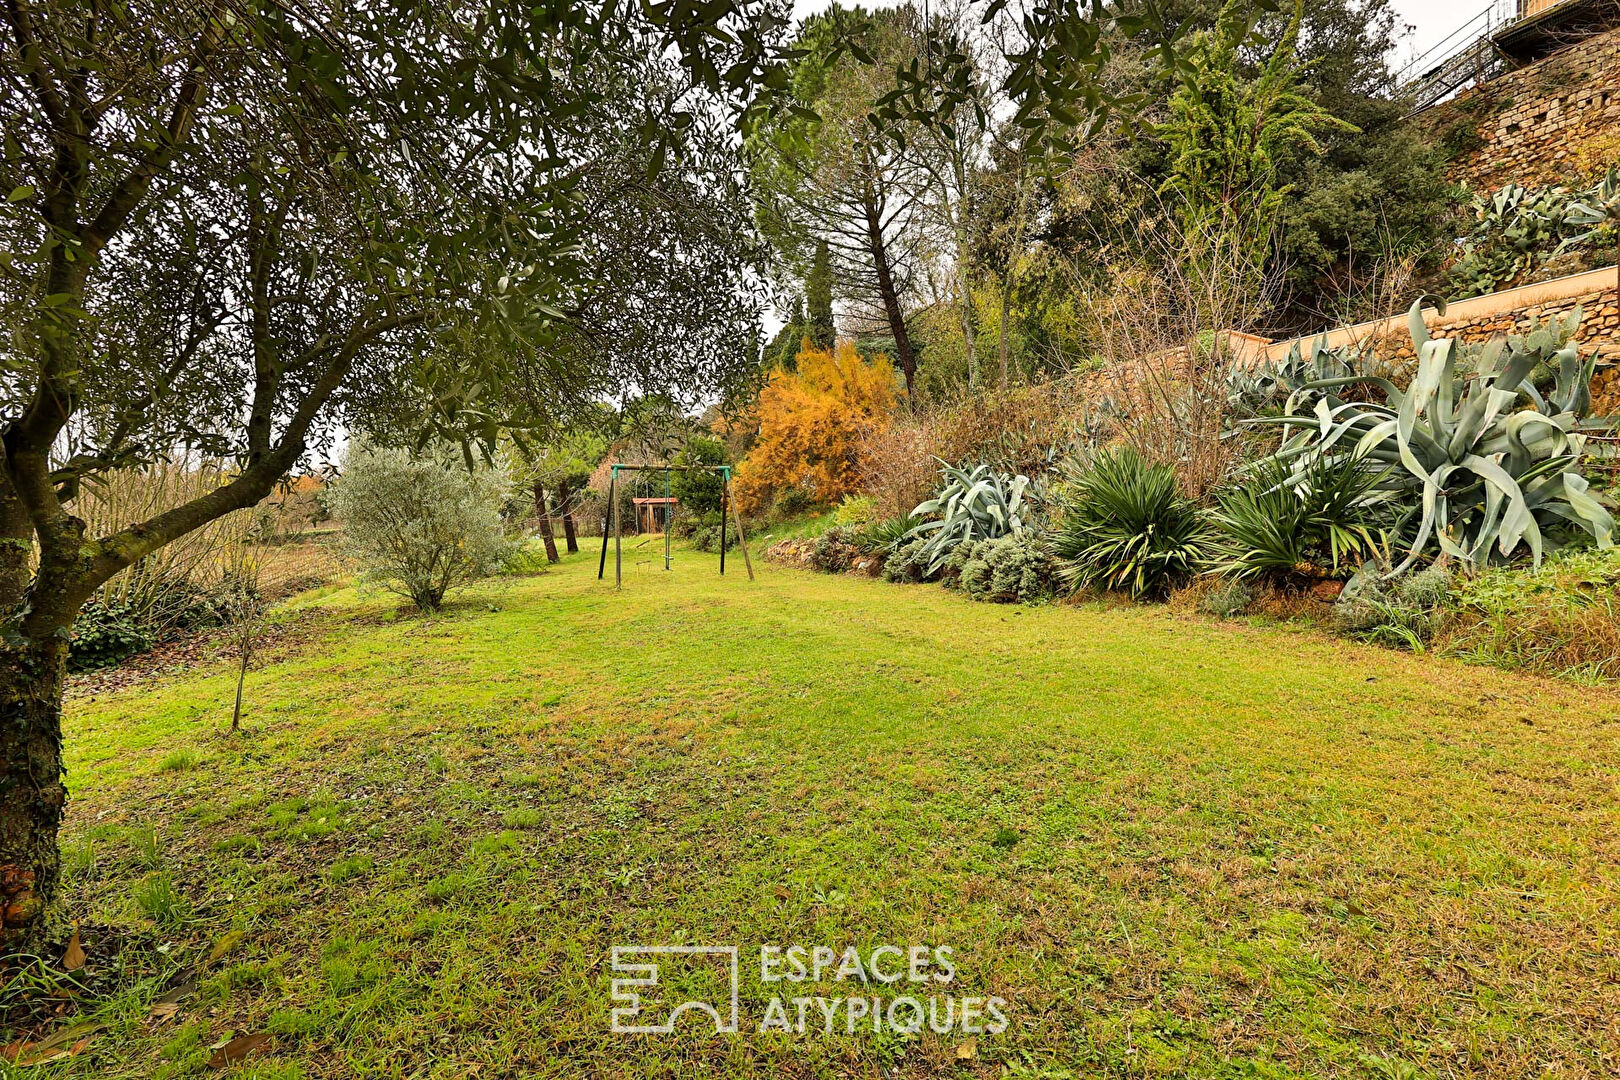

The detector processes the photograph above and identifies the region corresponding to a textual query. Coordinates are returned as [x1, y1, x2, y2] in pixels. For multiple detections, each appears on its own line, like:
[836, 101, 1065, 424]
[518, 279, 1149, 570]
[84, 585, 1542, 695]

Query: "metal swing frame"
[596, 463, 754, 588]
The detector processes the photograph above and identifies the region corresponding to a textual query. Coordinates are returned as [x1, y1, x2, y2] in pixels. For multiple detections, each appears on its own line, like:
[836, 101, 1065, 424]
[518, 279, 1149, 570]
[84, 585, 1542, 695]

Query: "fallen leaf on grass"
[2, 1021, 100, 1065]
[955, 1037, 977, 1060]
[62, 925, 86, 971]
[149, 981, 198, 1021]
[208, 1031, 272, 1068]
[209, 930, 243, 962]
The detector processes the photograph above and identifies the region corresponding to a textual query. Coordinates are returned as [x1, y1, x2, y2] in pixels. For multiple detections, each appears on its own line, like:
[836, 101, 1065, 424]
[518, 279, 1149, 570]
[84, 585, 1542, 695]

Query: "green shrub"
[1051, 448, 1209, 598]
[691, 511, 739, 552]
[1206, 454, 1391, 581]
[955, 534, 1056, 604]
[329, 443, 515, 611]
[670, 436, 728, 514]
[830, 494, 878, 528]
[881, 536, 932, 583]
[1199, 578, 1254, 618]
[68, 598, 158, 671]
[1333, 564, 1451, 649]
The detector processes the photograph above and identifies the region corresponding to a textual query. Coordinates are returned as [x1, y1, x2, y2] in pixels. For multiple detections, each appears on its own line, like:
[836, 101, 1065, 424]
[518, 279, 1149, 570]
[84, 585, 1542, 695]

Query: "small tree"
[330, 447, 513, 612]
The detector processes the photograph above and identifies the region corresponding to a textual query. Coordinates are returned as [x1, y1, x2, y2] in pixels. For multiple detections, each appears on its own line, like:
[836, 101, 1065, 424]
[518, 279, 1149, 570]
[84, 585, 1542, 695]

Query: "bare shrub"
[69, 460, 255, 637]
[858, 417, 938, 519]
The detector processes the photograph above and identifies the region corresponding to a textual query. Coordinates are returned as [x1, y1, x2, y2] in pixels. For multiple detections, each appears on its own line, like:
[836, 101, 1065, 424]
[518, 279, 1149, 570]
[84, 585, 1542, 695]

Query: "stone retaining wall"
[1419, 24, 1620, 192]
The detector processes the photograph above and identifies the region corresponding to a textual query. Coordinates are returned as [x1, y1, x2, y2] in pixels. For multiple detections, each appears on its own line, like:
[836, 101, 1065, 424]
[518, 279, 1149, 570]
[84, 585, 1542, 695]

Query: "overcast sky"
[789, 0, 1498, 69]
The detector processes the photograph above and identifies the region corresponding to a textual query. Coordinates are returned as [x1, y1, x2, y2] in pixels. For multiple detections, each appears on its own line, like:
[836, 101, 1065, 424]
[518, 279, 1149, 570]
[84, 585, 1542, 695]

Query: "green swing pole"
[597, 466, 616, 580]
[664, 467, 672, 571]
[719, 467, 728, 576]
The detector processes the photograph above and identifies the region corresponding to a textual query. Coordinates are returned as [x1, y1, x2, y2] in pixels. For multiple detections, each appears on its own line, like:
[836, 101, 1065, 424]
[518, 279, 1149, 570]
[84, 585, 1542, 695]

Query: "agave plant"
[1254, 297, 1615, 574]
[905, 461, 1037, 576]
[1447, 182, 1581, 299]
[1049, 447, 1209, 598]
[1562, 165, 1620, 306]
[1226, 337, 1379, 418]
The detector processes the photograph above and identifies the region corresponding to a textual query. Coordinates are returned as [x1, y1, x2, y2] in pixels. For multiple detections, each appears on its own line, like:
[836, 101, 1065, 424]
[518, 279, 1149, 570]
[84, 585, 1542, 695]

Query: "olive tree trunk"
[534, 481, 560, 563]
[0, 637, 68, 944]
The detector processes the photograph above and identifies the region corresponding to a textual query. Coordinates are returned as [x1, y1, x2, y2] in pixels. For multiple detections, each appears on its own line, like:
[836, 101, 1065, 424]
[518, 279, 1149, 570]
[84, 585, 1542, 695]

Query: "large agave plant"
[906, 461, 1037, 576]
[1226, 337, 1380, 418]
[1256, 297, 1615, 573]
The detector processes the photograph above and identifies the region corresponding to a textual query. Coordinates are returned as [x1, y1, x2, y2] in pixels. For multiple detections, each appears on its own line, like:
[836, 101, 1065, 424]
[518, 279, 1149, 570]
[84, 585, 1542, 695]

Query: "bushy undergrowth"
[810, 526, 862, 573]
[951, 534, 1056, 604]
[1438, 546, 1620, 679]
[1334, 565, 1452, 650]
[1198, 577, 1254, 618]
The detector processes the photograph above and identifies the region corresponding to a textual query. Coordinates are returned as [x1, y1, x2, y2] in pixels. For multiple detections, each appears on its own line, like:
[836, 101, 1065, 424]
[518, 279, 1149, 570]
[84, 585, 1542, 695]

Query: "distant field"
[32, 549, 1620, 1078]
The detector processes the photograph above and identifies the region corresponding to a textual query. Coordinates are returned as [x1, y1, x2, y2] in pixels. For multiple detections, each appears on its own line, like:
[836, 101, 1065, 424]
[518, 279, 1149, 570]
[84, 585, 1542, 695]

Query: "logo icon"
[610, 946, 740, 1034]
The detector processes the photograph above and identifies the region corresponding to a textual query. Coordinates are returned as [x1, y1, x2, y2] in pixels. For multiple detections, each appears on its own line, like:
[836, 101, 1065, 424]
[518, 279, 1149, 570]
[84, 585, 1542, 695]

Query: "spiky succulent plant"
[1254, 297, 1615, 574]
[905, 461, 1038, 576]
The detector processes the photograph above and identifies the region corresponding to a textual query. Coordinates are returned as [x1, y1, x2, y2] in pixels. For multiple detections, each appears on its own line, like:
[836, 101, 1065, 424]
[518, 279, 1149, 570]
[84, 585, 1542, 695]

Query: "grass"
[14, 548, 1620, 1078]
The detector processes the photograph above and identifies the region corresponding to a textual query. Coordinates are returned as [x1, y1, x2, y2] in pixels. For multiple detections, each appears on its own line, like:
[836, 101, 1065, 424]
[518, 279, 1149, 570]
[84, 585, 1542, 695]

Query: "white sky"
[789, 0, 1492, 72]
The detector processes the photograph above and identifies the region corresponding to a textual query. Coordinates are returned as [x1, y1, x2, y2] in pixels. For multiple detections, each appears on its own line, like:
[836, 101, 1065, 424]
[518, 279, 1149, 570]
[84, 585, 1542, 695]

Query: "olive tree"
[330, 446, 513, 612]
[0, 0, 790, 949]
[0, 0, 1153, 948]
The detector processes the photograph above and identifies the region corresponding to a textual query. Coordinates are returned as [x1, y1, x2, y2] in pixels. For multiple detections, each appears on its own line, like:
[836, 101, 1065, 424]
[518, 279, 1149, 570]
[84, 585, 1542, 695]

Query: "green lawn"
[27, 549, 1620, 1078]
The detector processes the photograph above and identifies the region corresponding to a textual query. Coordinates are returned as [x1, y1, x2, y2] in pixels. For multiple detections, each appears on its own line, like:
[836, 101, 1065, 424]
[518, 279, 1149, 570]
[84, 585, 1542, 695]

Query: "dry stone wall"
[1421, 25, 1620, 192]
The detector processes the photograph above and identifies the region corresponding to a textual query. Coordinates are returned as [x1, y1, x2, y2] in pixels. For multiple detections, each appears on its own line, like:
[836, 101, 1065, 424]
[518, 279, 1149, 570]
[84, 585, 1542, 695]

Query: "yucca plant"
[905, 461, 1037, 576]
[1206, 453, 1392, 579]
[1050, 447, 1210, 598]
[856, 513, 923, 555]
[1253, 297, 1615, 574]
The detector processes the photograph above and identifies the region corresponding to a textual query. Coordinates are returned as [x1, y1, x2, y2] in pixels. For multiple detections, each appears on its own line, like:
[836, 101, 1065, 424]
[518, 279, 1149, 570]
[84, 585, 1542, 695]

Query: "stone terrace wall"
[1260, 269, 1620, 415]
[1419, 24, 1620, 192]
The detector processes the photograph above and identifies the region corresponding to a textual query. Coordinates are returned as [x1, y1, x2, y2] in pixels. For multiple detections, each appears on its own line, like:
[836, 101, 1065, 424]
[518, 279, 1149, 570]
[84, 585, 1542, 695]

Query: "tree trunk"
[534, 481, 560, 563]
[861, 185, 918, 408]
[0, 637, 68, 950]
[556, 478, 579, 553]
[998, 275, 1013, 391]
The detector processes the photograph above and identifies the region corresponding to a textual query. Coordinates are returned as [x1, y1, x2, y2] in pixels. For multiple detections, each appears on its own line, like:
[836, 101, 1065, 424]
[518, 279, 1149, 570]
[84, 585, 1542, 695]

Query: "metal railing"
[1391, 1, 1523, 113]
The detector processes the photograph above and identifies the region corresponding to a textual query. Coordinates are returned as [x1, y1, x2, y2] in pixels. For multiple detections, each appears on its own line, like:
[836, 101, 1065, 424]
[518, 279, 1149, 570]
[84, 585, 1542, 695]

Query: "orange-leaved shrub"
[734, 340, 896, 516]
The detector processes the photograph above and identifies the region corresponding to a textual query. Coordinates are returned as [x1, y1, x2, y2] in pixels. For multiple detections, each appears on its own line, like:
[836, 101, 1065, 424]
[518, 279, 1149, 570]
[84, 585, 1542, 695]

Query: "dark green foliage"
[691, 513, 738, 553]
[805, 239, 836, 350]
[1206, 455, 1390, 581]
[856, 514, 923, 554]
[68, 599, 158, 671]
[1051, 449, 1210, 598]
[880, 535, 933, 583]
[810, 526, 861, 573]
[670, 437, 728, 515]
[955, 534, 1057, 604]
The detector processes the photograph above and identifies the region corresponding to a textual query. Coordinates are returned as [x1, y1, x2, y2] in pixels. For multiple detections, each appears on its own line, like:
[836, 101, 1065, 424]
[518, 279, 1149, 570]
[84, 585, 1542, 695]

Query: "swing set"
[597, 463, 754, 588]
